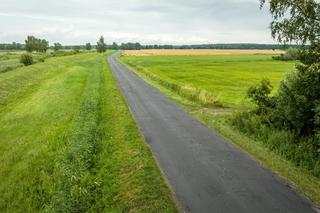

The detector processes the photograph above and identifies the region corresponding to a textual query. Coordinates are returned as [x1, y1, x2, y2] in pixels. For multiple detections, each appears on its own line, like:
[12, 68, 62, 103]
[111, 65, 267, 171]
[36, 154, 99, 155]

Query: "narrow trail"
[108, 53, 315, 213]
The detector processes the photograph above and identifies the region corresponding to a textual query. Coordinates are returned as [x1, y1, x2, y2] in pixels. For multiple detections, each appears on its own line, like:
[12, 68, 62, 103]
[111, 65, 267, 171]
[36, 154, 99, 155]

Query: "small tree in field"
[53, 42, 62, 51]
[20, 53, 33, 66]
[85, 43, 92, 51]
[25, 36, 49, 52]
[96, 36, 106, 53]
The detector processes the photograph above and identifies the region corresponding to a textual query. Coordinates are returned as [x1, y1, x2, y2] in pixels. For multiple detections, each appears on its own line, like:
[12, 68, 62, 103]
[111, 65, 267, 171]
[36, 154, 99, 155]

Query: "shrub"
[277, 62, 320, 135]
[273, 47, 299, 61]
[20, 53, 33, 66]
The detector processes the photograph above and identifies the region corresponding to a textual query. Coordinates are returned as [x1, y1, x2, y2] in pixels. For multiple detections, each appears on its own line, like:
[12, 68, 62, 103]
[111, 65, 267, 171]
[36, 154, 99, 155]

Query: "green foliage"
[96, 36, 106, 53]
[111, 42, 118, 50]
[236, 0, 320, 176]
[277, 62, 320, 135]
[247, 79, 275, 109]
[0, 42, 24, 50]
[120, 42, 142, 50]
[260, 0, 320, 44]
[273, 47, 299, 61]
[231, 112, 320, 177]
[85, 42, 91, 50]
[25, 35, 49, 52]
[20, 53, 33, 66]
[53, 42, 62, 51]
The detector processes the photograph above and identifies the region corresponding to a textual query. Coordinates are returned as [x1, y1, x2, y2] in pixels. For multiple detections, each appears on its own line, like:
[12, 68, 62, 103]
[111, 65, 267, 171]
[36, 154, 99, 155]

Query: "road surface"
[108, 53, 316, 213]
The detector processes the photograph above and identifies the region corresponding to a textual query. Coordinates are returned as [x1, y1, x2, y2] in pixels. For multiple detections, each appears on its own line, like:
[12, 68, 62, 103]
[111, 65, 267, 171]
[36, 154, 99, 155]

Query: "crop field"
[122, 49, 285, 56]
[120, 54, 296, 107]
[0, 52, 177, 212]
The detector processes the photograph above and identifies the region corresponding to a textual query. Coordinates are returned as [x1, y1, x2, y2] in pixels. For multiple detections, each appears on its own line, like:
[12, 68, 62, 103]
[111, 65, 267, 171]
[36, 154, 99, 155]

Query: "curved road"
[108, 53, 316, 213]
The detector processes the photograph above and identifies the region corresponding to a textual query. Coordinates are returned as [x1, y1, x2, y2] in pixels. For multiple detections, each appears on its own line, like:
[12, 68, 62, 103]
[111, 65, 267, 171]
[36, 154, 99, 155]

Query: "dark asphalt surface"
[108, 53, 316, 213]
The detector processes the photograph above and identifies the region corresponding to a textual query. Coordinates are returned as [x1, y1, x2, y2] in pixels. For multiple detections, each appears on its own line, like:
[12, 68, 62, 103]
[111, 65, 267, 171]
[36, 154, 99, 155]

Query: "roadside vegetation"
[0, 52, 177, 212]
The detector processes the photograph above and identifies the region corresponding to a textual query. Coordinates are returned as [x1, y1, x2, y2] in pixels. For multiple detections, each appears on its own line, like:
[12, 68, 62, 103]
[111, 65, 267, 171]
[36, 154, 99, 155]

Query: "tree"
[85, 43, 92, 50]
[53, 42, 62, 51]
[25, 36, 49, 52]
[260, 0, 320, 44]
[111, 42, 118, 50]
[96, 36, 106, 53]
[258, 0, 320, 135]
[25, 36, 36, 52]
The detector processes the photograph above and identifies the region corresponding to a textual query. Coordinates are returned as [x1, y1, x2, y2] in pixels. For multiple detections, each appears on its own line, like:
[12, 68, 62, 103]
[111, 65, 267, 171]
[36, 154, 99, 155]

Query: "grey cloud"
[0, 0, 275, 44]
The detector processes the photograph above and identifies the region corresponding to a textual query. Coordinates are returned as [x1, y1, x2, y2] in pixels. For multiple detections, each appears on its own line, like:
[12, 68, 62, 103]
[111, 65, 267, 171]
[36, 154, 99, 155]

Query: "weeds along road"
[108, 53, 316, 213]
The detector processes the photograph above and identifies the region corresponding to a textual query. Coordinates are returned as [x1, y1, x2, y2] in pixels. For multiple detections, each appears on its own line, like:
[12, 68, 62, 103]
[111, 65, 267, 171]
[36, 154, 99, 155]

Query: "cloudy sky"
[0, 0, 276, 45]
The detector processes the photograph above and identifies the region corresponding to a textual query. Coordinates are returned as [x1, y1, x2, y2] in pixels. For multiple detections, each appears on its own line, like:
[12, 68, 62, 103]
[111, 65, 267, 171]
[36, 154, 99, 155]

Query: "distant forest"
[0, 42, 299, 51]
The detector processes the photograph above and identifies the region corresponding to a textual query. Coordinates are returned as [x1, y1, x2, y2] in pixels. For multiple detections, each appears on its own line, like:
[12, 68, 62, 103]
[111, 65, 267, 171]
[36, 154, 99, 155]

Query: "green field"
[120, 54, 296, 107]
[0, 52, 177, 212]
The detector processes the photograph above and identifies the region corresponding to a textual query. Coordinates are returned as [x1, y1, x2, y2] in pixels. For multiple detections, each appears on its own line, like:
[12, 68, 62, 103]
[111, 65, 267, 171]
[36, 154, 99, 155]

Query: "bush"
[273, 47, 299, 61]
[277, 62, 320, 135]
[20, 53, 33, 66]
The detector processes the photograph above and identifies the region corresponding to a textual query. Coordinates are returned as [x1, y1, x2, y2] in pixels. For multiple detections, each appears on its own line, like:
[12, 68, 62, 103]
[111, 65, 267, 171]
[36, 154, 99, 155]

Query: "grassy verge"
[0, 52, 177, 212]
[119, 56, 320, 206]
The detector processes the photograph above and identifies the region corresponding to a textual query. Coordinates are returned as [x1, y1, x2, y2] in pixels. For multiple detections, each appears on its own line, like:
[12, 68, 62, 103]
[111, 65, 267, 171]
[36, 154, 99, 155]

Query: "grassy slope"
[120, 54, 295, 107]
[0, 52, 177, 212]
[0, 52, 49, 73]
[119, 54, 320, 206]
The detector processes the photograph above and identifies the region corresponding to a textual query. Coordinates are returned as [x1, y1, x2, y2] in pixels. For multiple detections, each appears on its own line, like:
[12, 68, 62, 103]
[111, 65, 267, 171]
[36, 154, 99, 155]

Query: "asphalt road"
[108, 53, 316, 213]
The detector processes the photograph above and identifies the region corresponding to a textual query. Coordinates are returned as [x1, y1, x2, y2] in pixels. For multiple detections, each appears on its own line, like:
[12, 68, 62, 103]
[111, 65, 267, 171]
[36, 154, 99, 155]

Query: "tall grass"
[231, 112, 320, 177]
[45, 59, 102, 212]
[124, 62, 221, 107]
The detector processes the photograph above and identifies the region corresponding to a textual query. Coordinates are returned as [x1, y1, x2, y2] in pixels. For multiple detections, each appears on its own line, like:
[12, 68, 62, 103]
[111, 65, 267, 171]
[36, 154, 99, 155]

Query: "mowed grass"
[0, 52, 177, 212]
[120, 54, 296, 107]
[0, 51, 48, 73]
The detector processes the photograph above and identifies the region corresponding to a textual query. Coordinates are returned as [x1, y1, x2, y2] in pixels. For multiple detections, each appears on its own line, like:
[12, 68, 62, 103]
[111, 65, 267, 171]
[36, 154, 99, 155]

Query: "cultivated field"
[0, 52, 177, 212]
[120, 54, 295, 107]
[122, 49, 285, 56]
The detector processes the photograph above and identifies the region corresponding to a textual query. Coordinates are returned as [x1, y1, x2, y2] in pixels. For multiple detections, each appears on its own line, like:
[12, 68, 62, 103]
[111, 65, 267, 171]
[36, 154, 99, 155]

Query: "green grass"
[120, 54, 320, 206]
[0, 52, 177, 212]
[0, 52, 50, 73]
[120, 54, 296, 107]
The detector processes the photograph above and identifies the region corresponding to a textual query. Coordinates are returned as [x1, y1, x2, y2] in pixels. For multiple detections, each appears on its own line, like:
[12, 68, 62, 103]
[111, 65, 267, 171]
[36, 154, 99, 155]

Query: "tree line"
[1, 41, 299, 51]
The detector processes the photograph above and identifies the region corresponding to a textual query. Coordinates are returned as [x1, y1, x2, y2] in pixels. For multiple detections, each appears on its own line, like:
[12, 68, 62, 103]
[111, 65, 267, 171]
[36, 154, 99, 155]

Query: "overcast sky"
[0, 0, 276, 45]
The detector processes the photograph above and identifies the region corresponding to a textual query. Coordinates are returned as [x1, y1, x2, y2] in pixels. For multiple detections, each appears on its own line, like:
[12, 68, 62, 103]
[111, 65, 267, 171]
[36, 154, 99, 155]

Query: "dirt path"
[108, 53, 315, 213]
